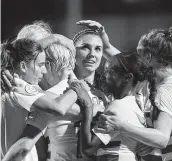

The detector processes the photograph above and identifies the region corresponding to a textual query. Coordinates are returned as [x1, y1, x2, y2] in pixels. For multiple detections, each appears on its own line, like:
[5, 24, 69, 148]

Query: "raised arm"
[38, 34, 75, 54]
[76, 20, 121, 61]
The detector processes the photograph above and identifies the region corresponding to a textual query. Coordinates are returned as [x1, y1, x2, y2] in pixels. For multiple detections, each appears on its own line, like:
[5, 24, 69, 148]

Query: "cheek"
[33, 65, 42, 77]
[95, 52, 103, 64]
[76, 51, 86, 65]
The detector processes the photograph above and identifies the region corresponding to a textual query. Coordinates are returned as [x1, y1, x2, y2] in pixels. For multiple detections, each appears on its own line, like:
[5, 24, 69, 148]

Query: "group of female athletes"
[1, 20, 172, 161]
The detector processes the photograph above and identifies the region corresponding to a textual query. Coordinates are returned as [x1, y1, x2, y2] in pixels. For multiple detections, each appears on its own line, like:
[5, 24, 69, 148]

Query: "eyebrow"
[38, 62, 45, 65]
[96, 45, 102, 48]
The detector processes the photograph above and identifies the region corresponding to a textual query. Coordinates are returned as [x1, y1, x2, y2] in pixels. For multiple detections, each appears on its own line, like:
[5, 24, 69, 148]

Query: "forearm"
[104, 44, 121, 61]
[38, 34, 56, 49]
[34, 89, 77, 116]
[81, 106, 101, 155]
[100, 30, 120, 61]
[2, 132, 42, 161]
[54, 89, 78, 115]
[121, 122, 168, 148]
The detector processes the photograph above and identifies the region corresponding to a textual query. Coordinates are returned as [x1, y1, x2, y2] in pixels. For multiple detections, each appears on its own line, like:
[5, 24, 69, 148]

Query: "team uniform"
[26, 79, 105, 161]
[134, 77, 172, 161]
[93, 96, 146, 161]
[1, 87, 44, 161]
[154, 76, 172, 161]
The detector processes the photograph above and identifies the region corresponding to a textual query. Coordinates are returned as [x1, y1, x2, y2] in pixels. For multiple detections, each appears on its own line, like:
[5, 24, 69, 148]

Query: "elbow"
[57, 106, 66, 116]
[155, 135, 169, 149]
[23, 141, 33, 153]
[60, 111, 66, 116]
[81, 145, 96, 157]
[157, 138, 169, 149]
[82, 148, 95, 157]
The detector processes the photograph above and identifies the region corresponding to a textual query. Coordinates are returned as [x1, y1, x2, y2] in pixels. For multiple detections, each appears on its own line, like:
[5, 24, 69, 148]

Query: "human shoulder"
[155, 77, 172, 117]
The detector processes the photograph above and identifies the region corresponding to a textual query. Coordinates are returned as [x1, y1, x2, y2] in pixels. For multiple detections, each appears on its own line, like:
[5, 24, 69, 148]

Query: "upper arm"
[10, 92, 45, 112]
[153, 86, 172, 142]
[103, 44, 121, 61]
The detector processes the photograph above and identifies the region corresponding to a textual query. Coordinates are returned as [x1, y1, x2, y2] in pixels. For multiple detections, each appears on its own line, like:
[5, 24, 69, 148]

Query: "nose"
[88, 49, 96, 58]
[42, 65, 47, 74]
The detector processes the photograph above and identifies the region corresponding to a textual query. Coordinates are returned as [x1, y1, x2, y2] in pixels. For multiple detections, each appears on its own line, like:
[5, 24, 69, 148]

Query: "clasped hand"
[70, 82, 93, 110]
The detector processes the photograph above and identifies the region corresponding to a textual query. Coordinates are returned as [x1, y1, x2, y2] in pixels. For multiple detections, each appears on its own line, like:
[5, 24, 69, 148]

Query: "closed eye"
[38, 62, 45, 67]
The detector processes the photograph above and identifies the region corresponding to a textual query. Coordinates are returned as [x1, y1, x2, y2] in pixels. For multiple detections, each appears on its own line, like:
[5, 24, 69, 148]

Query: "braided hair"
[139, 27, 172, 120]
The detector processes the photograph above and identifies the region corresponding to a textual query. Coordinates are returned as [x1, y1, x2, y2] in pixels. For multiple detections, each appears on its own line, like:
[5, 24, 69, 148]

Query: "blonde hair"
[46, 44, 75, 72]
[17, 21, 52, 40]
[17, 20, 75, 71]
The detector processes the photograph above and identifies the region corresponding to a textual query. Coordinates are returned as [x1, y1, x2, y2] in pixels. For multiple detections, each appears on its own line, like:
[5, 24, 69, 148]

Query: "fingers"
[94, 127, 109, 134]
[76, 20, 103, 31]
[1, 72, 13, 90]
[70, 82, 83, 94]
[1, 80, 7, 93]
[76, 20, 96, 25]
[99, 114, 118, 126]
[99, 114, 109, 121]
[3, 70, 14, 82]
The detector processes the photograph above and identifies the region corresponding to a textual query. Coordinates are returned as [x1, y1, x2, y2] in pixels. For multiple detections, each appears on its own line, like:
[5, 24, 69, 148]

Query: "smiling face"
[75, 34, 103, 74]
[23, 51, 47, 85]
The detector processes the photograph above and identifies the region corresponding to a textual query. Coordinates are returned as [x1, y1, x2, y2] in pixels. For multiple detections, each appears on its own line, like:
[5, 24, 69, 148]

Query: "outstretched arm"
[76, 20, 121, 61]
[100, 111, 172, 148]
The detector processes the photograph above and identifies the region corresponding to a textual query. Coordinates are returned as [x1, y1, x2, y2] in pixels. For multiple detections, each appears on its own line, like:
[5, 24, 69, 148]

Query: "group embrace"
[1, 20, 172, 161]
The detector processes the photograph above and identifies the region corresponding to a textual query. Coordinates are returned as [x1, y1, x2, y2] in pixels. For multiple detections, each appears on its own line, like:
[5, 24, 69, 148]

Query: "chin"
[84, 66, 98, 73]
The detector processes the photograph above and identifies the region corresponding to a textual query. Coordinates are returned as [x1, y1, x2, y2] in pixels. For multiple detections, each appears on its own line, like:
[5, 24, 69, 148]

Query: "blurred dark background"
[2, 0, 172, 51]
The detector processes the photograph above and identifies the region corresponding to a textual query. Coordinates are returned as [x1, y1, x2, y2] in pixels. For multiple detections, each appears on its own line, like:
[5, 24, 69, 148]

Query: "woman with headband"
[44, 23, 114, 161]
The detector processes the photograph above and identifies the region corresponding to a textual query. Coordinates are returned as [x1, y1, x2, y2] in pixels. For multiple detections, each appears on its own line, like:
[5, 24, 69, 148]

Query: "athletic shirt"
[1, 88, 44, 161]
[93, 96, 146, 161]
[26, 79, 105, 161]
[154, 76, 172, 161]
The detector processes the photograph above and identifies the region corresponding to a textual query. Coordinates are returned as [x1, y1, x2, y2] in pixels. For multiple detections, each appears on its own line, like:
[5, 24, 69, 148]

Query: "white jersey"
[26, 79, 105, 161]
[155, 76, 172, 161]
[93, 96, 146, 161]
[1, 87, 44, 161]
